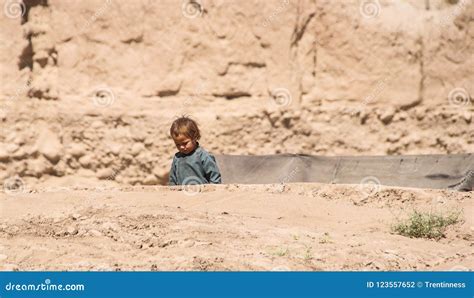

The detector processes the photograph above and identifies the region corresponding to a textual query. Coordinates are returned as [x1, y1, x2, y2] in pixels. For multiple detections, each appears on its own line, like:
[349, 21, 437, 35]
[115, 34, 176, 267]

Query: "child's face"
[173, 134, 196, 154]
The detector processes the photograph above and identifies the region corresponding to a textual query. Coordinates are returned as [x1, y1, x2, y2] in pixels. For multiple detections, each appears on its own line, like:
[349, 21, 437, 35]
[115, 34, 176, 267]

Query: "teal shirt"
[169, 143, 222, 185]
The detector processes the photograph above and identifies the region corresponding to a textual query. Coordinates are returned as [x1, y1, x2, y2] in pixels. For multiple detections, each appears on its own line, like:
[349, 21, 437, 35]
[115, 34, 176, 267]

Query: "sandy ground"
[0, 183, 472, 271]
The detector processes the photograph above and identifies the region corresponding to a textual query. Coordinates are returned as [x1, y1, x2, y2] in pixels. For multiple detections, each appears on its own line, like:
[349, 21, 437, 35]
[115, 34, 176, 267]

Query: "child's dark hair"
[170, 116, 201, 141]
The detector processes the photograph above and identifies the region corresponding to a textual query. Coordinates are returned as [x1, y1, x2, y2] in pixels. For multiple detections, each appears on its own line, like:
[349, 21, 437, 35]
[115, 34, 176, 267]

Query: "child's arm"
[201, 152, 222, 184]
[168, 157, 178, 185]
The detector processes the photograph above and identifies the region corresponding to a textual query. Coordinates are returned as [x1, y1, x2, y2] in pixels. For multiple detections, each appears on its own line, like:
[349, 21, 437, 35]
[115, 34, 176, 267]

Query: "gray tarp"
[215, 154, 474, 191]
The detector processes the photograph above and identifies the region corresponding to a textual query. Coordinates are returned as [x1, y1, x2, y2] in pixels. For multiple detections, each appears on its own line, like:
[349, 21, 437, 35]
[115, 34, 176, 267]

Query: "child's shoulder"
[197, 146, 218, 163]
[196, 145, 213, 156]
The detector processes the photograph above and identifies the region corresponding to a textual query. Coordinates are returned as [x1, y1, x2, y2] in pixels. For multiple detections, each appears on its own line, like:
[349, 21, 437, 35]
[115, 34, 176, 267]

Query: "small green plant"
[303, 245, 313, 262]
[275, 247, 290, 257]
[392, 209, 462, 240]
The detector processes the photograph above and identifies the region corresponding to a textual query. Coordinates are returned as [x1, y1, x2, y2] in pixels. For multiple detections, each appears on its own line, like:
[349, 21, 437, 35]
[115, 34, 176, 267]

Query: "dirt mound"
[0, 183, 472, 271]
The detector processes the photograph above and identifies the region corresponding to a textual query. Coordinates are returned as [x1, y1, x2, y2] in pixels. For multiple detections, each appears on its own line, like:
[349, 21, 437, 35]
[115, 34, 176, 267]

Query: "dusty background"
[0, 0, 473, 270]
[0, 0, 473, 186]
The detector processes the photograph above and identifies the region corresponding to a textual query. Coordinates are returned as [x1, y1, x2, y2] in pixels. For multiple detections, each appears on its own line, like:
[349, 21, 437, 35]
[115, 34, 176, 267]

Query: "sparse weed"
[392, 209, 462, 240]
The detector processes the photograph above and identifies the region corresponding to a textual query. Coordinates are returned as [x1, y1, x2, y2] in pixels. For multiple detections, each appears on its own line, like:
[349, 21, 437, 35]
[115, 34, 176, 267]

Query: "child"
[168, 116, 222, 185]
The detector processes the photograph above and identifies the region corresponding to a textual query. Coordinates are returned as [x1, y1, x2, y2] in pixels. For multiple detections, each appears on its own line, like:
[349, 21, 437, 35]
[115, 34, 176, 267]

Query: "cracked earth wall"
[0, 0, 472, 186]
